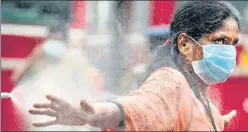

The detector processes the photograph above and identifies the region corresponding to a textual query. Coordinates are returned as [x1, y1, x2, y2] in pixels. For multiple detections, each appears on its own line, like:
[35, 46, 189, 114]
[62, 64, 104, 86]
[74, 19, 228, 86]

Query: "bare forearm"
[89, 102, 122, 129]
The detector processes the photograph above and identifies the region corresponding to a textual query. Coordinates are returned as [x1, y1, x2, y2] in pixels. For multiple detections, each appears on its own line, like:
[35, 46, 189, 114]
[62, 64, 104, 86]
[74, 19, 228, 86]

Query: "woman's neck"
[175, 55, 208, 97]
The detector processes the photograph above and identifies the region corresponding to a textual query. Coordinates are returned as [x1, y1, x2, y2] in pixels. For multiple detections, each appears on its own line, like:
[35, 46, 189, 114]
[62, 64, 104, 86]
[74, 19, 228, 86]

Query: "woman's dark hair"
[148, 1, 242, 131]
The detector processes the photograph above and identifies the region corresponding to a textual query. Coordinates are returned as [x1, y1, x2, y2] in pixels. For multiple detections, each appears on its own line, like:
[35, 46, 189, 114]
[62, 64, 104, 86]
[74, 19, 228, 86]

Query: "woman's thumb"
[223, 110, 236, 127]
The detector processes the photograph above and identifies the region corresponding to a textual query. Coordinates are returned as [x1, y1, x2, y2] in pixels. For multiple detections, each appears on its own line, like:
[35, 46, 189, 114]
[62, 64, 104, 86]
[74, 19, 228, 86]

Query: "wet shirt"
[108, 67, 225, 131]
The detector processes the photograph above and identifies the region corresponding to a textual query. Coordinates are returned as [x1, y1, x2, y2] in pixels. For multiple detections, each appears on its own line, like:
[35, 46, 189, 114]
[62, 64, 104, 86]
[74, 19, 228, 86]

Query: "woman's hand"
[223, 110, 236, 128]
[29, 95, 96, 127]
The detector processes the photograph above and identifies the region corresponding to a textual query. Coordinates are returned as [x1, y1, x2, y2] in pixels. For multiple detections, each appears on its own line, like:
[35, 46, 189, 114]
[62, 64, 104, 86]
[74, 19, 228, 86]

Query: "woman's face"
[177, 17, 240, 73]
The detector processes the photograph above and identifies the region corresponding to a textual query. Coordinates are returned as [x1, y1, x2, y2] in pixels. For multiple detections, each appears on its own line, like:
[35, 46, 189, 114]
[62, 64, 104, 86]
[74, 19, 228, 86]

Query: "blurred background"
[1, 1, 248, 131]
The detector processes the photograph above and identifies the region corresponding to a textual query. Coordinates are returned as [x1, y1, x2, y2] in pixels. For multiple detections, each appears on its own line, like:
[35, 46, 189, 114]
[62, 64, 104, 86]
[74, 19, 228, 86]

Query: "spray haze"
[7, 1, 148, 131]
[11, 49, 121, 131]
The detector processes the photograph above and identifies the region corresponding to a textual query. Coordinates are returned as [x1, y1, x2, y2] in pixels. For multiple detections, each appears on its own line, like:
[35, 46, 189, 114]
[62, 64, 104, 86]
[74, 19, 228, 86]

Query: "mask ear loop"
[188, 35, 202, 47]
[186, 54, 193, 62]
[186, 35, 207, 62]
[184, 35, 195, 62]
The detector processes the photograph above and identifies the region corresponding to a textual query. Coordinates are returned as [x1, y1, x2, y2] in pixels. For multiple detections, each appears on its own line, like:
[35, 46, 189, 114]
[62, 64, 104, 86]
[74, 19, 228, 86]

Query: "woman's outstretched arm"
[90, 102, 124, 129]
[29, 67, 183, 131]
[29, 95, 124, 129]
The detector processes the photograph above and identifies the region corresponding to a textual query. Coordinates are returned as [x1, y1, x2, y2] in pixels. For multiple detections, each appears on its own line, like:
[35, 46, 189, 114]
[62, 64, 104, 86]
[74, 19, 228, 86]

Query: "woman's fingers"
[33, 120, 57, 127]
[80, 100, 95, 114]
[46, 95, 62, 104]
[29, 109, 57, 117]
[34, 103, 52, 109]
[34, 103, 59, 111]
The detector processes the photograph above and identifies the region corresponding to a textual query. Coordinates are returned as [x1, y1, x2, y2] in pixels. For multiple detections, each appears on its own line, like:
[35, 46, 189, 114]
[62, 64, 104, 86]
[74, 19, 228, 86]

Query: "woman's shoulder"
[140, 67, 190, 93]
[148, 67, 187, 82]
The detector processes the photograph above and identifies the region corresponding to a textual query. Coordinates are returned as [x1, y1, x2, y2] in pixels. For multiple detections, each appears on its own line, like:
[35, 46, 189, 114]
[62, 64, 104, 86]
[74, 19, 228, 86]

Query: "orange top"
[108, 67, 225, 131]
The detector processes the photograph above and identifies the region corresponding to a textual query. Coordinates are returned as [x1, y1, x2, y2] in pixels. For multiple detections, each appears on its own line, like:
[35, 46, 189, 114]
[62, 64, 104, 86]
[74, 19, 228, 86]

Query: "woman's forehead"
[207, 18, 240, 40]
[220, 18, 239, 33]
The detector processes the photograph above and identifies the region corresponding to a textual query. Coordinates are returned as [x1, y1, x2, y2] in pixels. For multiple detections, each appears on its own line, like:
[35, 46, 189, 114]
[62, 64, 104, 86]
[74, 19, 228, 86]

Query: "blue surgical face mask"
[187, 36, 237, 85]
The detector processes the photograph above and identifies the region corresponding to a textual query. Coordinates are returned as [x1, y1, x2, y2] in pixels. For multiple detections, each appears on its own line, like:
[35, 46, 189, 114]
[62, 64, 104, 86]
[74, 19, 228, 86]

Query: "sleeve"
[112, 68, 184, 131]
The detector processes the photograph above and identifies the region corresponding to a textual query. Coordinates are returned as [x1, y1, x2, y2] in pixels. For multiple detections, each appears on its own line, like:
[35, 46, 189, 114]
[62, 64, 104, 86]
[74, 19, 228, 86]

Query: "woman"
[29, 1, 241, 131]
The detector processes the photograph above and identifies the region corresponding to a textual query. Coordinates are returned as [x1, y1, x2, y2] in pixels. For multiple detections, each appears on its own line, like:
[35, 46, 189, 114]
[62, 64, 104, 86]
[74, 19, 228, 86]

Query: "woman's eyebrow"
[212, 32, 239, 42]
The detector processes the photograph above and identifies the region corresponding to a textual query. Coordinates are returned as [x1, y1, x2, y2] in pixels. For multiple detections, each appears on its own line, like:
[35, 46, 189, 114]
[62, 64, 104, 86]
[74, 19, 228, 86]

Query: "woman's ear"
[177, 33, 193, 56]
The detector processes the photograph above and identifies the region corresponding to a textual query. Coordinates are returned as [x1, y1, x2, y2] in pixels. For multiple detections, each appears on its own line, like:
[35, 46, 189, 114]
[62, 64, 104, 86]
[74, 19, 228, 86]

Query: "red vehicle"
[1, 1, 248, 131]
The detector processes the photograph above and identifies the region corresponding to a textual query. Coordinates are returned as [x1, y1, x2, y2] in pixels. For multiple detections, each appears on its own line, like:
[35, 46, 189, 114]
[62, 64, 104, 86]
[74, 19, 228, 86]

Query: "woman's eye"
[233, 39, 239, 45]
[213, 38, 228, 45]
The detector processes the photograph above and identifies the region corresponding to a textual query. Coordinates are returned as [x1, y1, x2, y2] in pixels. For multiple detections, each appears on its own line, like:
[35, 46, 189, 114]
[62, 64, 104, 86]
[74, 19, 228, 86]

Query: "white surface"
[1, 24, 48, 37]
